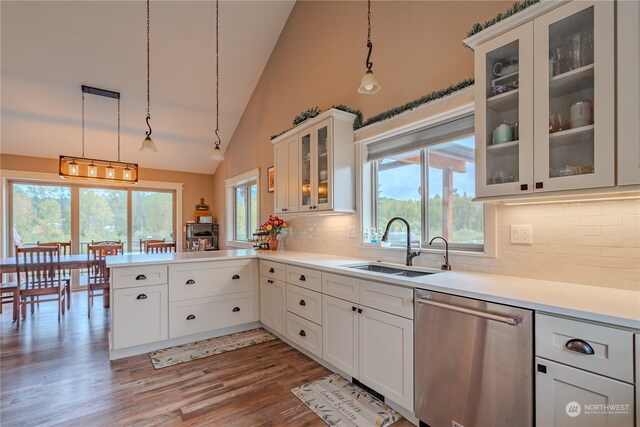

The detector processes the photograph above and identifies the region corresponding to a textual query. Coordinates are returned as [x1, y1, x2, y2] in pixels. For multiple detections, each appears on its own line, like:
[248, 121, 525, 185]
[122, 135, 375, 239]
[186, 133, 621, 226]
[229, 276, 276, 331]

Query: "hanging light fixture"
[140, 0, 158, 152]
[357, 0, 381, 95]
[210, 0, 225, 161]
[59, 85, 138, 183]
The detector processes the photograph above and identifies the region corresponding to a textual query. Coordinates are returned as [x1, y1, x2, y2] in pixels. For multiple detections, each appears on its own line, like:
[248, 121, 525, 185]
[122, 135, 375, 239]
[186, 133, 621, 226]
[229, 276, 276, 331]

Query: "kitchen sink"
[347, 263, 437, 277]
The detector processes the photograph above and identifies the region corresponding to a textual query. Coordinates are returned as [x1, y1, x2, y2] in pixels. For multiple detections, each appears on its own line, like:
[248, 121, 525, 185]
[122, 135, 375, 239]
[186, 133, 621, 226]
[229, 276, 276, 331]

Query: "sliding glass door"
[79, 188, 128, 253]
[132, 191, 174, 251]
[11, 184, 71, 246]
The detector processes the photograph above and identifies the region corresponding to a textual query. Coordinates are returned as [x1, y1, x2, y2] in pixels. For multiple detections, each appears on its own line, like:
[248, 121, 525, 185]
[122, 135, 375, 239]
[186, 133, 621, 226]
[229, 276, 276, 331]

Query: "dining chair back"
[140, 238, 165, 253]
[87, 243, 123, 318]
[15, 246, 69, 325]
[37, 241, 72, 281]
[146, 242, 176, 254]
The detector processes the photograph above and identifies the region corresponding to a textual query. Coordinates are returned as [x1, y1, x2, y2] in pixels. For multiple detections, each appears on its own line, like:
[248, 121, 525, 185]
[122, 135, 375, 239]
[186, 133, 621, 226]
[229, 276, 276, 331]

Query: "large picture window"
[366, 114, 485, 252]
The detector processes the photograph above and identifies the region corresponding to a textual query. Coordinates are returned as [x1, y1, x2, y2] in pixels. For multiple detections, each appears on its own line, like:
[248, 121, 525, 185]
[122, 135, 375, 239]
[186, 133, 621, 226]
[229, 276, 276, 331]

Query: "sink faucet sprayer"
[429, 236, 451, 271]
[380, 217, 421, 266]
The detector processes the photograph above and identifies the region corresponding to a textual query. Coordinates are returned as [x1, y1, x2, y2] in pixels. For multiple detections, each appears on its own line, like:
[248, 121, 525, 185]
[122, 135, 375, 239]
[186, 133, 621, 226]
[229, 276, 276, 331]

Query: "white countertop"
[107, 249, 640, 330]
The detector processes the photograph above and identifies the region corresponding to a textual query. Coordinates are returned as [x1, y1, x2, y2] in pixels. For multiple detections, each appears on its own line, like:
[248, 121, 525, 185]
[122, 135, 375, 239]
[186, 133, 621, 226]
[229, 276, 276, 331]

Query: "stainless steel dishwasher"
[414, 290, 533, 427]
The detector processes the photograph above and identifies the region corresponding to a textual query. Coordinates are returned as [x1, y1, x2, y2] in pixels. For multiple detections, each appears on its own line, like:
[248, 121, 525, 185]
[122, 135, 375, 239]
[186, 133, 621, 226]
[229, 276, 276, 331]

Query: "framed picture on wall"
[267, 166, 275, 193]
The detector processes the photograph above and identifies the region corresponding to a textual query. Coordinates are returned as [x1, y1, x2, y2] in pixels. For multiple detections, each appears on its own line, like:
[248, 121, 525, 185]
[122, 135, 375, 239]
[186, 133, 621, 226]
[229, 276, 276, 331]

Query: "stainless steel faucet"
[429, 236, 451, 270]
[380, 217, 421, 266]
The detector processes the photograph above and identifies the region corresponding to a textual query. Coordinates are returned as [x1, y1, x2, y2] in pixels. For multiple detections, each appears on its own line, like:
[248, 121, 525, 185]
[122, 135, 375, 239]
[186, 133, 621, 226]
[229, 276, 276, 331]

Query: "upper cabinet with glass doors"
[272, 109, 356, 214]
[467, 0, 615, 198]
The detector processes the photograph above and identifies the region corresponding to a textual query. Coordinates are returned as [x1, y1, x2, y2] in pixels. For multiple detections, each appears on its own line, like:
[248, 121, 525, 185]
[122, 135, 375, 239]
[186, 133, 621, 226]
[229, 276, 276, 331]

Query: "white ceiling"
[1, 1, 294, 174]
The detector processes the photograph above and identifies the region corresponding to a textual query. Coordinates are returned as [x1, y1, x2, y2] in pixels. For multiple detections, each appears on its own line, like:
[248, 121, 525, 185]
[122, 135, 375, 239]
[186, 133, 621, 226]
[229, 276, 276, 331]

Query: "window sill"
[360, 242, 493, 258]
[225, 240, 254, 249]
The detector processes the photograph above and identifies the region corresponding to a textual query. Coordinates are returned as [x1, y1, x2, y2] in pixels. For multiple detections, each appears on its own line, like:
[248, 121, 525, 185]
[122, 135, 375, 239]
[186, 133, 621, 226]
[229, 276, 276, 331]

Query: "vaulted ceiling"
[1, 1, 294, 174]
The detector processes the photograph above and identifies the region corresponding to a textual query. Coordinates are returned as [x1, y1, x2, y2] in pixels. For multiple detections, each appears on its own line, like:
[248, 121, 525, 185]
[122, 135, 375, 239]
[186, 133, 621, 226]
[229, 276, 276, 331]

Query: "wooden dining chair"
[37, 241, 72, 308]
[0, 282, 19, 321]
[146, 242, 176, 254]
[87, 243, 123, 318]
[140, 238, 165, 253]
[91, 239, 122, 246]
[15, 246, 69, 326]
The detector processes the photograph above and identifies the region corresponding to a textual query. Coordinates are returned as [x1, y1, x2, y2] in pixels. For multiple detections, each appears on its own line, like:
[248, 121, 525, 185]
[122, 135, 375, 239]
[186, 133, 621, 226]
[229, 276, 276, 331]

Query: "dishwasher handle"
[417, 297, 522, 326]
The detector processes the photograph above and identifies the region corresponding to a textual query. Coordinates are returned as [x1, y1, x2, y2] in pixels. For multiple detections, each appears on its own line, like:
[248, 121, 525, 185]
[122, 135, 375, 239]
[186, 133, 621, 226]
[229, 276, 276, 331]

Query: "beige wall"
[0, 153, 216, 227]
[212, 0, 512, 244]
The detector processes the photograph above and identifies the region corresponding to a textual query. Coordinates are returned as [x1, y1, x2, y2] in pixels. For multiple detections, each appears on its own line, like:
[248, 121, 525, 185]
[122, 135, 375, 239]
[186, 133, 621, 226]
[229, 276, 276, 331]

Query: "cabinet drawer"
[111, 264, 167, 290]
[260, 260, 285, 282]
[112, 284, 168, 349]
[536, 313, 634, 383]
[286, 284, 322, 325]
[286, 312, 323, 358]
[169, 292, 254, 338]
[359, 281, 413, 319]
[323, 273, 359, 303]
[169, 260, 253, 301]
[285, 265, 321, 292]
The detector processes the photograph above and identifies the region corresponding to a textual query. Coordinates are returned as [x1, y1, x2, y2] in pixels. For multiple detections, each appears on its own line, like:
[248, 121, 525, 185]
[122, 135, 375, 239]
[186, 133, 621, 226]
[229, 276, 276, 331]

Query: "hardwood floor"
[1, 292, 414, 426]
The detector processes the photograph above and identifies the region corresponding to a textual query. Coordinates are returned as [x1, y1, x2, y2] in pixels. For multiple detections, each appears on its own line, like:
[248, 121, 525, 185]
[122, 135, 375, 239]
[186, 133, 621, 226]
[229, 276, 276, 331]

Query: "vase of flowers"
[261, 215, 287, 251]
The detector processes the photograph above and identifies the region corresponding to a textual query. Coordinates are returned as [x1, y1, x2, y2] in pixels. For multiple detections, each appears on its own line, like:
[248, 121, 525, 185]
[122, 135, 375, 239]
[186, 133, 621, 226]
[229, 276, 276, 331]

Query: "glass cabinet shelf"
[486, 140, 520, 156]
[549, 64, 594, 97]
[549, 124, 594, 147]
[487, 89, 519, 111]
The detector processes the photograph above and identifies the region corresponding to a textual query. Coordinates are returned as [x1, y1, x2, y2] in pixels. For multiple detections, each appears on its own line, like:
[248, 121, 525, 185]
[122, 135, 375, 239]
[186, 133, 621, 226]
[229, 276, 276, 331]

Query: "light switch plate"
[511, 224, 532, 244]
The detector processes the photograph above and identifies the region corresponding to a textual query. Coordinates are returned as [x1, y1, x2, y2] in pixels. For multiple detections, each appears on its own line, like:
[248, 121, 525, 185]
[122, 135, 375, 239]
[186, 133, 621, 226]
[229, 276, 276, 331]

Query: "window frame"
[232, 182, 257, 242]
[224, 168, 260, 249]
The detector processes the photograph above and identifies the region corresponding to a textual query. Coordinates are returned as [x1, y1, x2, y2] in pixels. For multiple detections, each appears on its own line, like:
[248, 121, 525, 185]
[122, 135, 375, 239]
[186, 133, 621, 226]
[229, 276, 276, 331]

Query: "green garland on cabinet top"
[292, 106, 320, 126]
[270, 105, 363, 140]
[466, 0, 540, 38]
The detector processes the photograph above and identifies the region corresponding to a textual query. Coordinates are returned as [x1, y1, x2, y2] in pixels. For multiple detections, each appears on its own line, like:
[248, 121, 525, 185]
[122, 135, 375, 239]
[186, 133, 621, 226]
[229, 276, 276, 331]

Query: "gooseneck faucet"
[380, 217, 421, 266]
[429, 236, 451, 270]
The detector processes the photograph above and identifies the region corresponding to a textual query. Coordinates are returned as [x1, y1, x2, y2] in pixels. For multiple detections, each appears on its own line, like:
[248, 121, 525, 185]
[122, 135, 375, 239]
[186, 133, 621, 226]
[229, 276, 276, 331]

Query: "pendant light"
[140, 0, 158, 152]
[357, 0, 381, 95]
[210, 0, 225, 161]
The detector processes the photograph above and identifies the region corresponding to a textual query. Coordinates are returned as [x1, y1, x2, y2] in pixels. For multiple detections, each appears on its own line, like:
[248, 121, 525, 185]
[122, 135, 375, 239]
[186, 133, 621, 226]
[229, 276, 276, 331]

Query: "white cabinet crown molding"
[271, 109, 356, 145]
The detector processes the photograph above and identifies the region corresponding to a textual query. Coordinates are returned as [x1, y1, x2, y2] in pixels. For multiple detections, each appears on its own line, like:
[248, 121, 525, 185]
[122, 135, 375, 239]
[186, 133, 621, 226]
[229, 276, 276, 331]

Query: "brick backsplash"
[281, 199, 640, 290]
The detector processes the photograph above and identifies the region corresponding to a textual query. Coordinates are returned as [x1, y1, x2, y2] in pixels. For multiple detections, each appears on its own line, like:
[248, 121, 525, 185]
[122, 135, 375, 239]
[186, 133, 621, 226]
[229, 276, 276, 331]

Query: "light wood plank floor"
[1, 292, 413, 426]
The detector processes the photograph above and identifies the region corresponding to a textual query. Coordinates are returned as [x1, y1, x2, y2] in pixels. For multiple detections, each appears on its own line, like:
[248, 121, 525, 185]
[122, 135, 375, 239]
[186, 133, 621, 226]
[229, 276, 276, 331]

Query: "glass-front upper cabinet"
[475, 22, 534, 197]
[298, 118, 333, 211]
[533, 1, 614, 192]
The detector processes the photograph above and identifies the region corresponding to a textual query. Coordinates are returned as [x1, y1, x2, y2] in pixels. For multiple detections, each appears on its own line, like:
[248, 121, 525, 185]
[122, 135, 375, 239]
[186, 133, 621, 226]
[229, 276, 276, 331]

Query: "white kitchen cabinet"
[358, 305, 413, 411]
[286, 283, 322, 326]
[272, 109, 356, 213]
[274, 135, 299, 213]
[286, 311, 323, 358]
[536, 358, 634, 427]
[636, 334, 640, 427]
[112, 284, 168, 349]
[168, 260, 253, 302]
[322, 294, 358, 377]
[259, 276, 286, 336]
[470, 0, 615, 198]
[617, 0, 640, 186]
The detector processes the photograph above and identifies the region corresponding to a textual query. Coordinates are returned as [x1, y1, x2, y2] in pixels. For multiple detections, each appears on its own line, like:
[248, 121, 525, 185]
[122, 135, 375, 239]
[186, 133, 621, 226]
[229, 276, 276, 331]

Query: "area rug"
[292, 373, 403, 427]
[149, 328, 277, 369]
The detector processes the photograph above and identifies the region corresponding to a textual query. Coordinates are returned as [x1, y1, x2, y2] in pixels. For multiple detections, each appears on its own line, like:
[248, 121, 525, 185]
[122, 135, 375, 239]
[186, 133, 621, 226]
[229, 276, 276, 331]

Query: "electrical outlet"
[348, 226, 356, 239]
[511, 224, 532, 244]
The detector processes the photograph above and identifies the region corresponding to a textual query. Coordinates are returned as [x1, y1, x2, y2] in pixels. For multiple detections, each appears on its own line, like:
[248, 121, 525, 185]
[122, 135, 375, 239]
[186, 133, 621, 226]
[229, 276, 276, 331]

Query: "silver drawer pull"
[565, 339, 595, 355]
[136, 294, 147, 300]
[417, 298, 521, 326]
[186, 314, 196, 320]
[136, 274, 147, 280]
[186, 279, 195, 285]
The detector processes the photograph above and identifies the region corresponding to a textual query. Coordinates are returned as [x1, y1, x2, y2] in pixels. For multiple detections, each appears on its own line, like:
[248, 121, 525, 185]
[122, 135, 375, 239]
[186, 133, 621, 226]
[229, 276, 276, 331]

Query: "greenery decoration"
[292, 106, 320, 126]
[466, 0, 539, 38]
[332, 104, 363, 130]
[360, 78, 475, 129]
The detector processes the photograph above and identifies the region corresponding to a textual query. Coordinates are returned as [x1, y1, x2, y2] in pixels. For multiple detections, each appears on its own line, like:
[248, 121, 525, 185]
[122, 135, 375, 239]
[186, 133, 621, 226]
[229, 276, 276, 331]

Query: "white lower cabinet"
[536, 358, 634, 427]
[112, 284, 168, 349]
[286, 311, 323, 358]
[259, 277, 286, 336]
[322, 295, 358, 377]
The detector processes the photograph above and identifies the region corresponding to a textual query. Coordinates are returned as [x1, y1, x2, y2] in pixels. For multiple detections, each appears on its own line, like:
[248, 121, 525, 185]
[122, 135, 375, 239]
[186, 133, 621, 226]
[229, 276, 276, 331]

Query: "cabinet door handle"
[357, 308, 363, 314]
[352, 306, 357, 312]
[186, 279, 195, 285]
[269, 268, 275, 273]
[232, 274, 240, 280]
[186, 314, 196, 320]
[136, 274, 147, 280]
[299, 299, 306, 306]
[537, 364, 547, 374]
[232, 307, 240, 312]
[565, 339, 595, 355]
[267, 279, 274, 284]
[299, 330, 306, 337]
[299, 275, 306, 282]
[520, 184, 528, 191]
[535, 182, 544, 189]
[308, 206, 313, 210]
[136, 294, 147, 300]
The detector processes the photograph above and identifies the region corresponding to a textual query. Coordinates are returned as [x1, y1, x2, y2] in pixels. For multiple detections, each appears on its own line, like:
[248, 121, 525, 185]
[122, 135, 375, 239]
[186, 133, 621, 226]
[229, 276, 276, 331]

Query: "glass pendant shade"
[210, 145, 225, 161]
[87, 163, 98, 177]
[139, 136, 158, 152]
[123, 167, 133, 180]
[106, 165, 115, 179]
[68, 160, 79, 176]
[358, 70, 381, 94]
